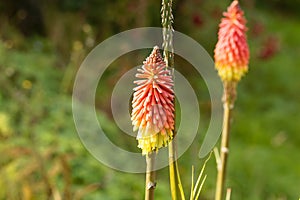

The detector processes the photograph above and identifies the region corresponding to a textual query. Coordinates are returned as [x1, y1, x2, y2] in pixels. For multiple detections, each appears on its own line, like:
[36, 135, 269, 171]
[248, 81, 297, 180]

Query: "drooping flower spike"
[214, 0, 250, 82]
[131, 46, 175, 155]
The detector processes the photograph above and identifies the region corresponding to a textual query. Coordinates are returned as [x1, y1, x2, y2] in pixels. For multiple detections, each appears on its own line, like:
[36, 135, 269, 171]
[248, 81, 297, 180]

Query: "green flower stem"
[215, 82, 236, 200]
[169, 139, 178, 200]
[145, 153, 156, 200]
[161, 1, 185, 199]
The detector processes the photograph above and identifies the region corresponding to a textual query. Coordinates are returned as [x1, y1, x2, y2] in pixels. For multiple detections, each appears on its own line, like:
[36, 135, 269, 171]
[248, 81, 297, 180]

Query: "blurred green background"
[0, 0, 300, 199]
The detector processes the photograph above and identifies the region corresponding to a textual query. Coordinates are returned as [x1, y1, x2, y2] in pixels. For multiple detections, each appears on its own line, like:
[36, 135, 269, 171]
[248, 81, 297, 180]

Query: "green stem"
[215, 82, 236, 200]
[161, 1, 185, 199]
[225, 188, 232, 200]
[145, 153, 156, 200]
[169, 139, 178, 200]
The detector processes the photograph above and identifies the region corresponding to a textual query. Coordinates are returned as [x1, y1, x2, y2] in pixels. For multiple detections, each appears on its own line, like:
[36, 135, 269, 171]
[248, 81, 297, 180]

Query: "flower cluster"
[131, 46, 175, 155]
[214, 0, 250, 82]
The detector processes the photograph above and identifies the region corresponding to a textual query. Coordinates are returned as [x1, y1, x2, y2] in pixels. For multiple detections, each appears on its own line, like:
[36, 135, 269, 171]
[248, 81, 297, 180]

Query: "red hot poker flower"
[214, 0, 250, 82]
[131, 46, 175, 155]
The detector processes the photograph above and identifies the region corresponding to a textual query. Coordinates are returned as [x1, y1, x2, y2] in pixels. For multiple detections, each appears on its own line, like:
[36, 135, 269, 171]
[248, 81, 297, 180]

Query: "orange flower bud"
[131, 46, 175, 155]
[214, 0, 250, 82]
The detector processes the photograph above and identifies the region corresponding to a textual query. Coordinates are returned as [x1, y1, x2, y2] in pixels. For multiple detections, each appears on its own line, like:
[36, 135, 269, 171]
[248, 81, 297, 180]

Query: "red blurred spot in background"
[192, 14, 204, 27]
[251, 21, 265, 37]
[258, 36, 280, 60]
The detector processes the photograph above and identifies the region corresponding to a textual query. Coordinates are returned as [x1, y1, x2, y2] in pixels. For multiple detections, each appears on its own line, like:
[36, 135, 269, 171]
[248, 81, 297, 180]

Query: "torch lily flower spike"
[214, 0, 250, 82]
[214, 2, 250, 200]
[131, 46, 175, 155]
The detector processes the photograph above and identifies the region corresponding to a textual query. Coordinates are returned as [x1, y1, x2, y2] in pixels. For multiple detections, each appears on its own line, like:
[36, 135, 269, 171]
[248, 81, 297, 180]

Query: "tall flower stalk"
[161, 0, 185, 199]
[213, 1, 250, 200]
[131, 46, 175, 200]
